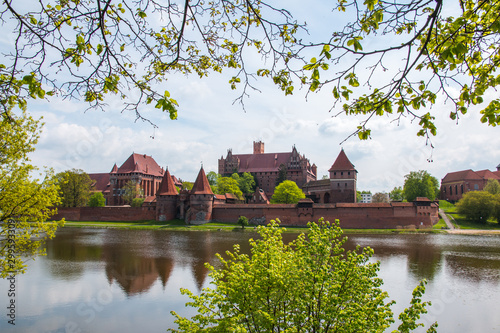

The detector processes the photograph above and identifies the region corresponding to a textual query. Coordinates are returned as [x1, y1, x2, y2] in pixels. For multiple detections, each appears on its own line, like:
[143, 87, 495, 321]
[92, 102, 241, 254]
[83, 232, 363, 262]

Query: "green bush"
[131, 197, 145, 207]
[88, 192, 105, 207]
[456, 191, 496, 223]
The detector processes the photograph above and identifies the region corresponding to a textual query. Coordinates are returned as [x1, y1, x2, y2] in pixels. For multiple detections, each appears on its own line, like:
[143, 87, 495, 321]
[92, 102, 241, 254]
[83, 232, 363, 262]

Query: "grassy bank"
[61, 220, 442, 234]
[438, 200, 500, 230]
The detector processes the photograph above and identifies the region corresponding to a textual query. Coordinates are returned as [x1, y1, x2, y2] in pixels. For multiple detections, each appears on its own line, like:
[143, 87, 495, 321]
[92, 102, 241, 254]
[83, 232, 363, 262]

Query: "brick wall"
[212, 202, 437, 228]
[51, 206, 156, 222]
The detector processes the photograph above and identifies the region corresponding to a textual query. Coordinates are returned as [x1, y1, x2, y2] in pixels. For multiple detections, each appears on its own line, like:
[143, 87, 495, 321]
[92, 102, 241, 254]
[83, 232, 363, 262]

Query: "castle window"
[461, 185, 464, 194]
[449, 186, 452, 194]
[455, 185, 458, 195]
[348, 172, 350, 175]
[341, 172, 343, 176]
[443, 187, 446, 194]
[345, 183, 347, 187]
[474, 184, 479, 190]
[334, 172, 336, 176]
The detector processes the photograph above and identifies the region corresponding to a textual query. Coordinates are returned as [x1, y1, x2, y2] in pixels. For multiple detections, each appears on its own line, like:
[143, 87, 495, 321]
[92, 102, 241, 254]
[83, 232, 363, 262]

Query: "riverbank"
[60, 220, 444, 234]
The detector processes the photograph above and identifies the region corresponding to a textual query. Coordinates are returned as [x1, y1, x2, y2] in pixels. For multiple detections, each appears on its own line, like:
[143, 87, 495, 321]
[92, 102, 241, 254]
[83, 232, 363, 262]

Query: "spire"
[110, 163, 118, 173]
[157, 168, 179, 195]
[191, 167, 213, 195]
[329, 149, 356, 172]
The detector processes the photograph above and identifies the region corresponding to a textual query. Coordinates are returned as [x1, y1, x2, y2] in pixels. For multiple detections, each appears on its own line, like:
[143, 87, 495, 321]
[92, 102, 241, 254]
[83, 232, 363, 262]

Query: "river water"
[1, 227, 500, 332]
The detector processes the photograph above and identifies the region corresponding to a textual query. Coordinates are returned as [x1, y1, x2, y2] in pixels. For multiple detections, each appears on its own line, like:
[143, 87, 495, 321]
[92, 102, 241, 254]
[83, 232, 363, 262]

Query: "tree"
[131, 197, 145, 207]
[170, 219, 437, 332]
[271, 180, 305, 204]
[275, 163, 288, 186]
[2, 1, 499, 138]
[456, 191, 496, 223]
[88, 192, 105, 207]
[217, 177, 243, 199]
[232, 172, 256, 197]
[0, 110, 62, 277]
[122, 180, 144, 205]
[237, 216, 248, 229]
[484, 179, 500, 195]
[56, 169, 94, 207]
[390, 186, 404, 202]
[494, 195, 500, 223]
[403, 171, 439, 202]
[206, 171, 219, 186]
[372, 192, 390, 203]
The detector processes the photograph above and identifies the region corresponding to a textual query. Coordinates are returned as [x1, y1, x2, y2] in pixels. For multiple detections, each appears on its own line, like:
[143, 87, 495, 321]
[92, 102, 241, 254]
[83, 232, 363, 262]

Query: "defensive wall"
[51, 206, 156, 222]
[211, 202, 438, 228]
[53, 202, 438, 228]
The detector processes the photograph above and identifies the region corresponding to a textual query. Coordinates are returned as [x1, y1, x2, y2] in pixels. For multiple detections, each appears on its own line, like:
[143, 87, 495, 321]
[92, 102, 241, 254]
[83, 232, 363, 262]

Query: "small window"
[348, 171, 350, 175]
[455, 185, 458, 195]
[341, 172, 344, 176]
[474, 184, 479, 190]
[461, 184, 464, 194]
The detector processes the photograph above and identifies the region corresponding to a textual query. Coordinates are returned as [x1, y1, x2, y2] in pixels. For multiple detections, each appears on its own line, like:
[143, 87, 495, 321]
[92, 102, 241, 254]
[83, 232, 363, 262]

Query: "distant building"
[440, 165, 500, 202]
[360, 193, 372, 203]
[89, 153, 182, 205]
[218, 141, 317, 196]
[302, 149, 357, 203]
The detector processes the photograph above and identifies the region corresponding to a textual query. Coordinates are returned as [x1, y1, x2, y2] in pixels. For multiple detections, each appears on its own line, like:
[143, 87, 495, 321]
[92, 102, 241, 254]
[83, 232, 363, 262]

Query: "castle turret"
[186, 167, 214, 225]
[156, 168, 179, 221]
[328, 149, 358, 203]
[253, 141, 264, 154]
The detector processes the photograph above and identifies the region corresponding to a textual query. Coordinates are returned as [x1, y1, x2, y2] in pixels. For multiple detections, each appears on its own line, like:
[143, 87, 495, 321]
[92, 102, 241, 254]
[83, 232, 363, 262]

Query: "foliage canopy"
[0, 110, 62, 277]
[56, 169, 94, 207]
[456, 191, 497, 223]
[271, 180, 305, 204]
[403, 170, 439, 202]
[88, 191, 106, 207]
[170, 219, 437, 332]
[1, 0, 499, 138]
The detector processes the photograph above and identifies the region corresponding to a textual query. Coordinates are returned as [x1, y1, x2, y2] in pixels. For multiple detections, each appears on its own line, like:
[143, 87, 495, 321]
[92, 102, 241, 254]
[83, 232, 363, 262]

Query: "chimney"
[253, 141, 264, 154]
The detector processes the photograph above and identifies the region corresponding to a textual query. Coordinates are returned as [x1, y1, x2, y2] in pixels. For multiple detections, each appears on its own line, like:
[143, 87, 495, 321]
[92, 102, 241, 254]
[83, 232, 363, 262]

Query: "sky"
[8, 0, 500, 193]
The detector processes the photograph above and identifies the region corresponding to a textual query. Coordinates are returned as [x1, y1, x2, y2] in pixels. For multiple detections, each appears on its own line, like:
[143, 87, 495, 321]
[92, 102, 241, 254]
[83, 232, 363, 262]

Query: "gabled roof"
[116, 153, 164, 177]
[231, 152, 293, 173]
[157, 169, 179, 196]
[191, 167, 213, 195]
[329, 149, 356, 172]
[475, 169, 500, 180]
[441, 169, 483, 183]
[89, 173, 110, 192]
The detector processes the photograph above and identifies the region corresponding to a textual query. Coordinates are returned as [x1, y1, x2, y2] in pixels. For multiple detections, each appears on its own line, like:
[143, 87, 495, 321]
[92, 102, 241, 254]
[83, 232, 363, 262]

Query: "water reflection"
[1, 228, 500, 333]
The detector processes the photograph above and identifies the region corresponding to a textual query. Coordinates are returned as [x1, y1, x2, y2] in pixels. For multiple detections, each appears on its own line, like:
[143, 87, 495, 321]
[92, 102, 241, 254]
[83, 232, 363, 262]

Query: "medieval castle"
[54, 141, 439, 228]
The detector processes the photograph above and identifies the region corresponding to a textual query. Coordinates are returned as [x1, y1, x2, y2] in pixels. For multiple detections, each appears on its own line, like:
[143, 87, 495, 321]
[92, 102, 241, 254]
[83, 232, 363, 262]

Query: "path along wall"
[51, 206, 156, 222]
[212, 202, 438, 228]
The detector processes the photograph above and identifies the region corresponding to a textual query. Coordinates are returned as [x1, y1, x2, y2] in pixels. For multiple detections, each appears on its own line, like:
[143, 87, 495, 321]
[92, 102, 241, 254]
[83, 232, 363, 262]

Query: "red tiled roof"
[441, 169, 482, 183]
[116, 153, 164, 177]
[191, 167, 213, 195]
[231, 152, 293, 173]
[89, 173, 110, 192]
[475, 169, 500, 180]
[157, 169, 179, 195]
[329, 149, 356, 172]
[110, 163, 118, 173]
[494, 170, 500, 178]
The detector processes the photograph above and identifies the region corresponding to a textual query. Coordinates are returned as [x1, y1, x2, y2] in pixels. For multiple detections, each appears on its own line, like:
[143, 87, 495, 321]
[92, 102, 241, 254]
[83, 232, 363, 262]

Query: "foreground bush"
[170, 219, 437, 332]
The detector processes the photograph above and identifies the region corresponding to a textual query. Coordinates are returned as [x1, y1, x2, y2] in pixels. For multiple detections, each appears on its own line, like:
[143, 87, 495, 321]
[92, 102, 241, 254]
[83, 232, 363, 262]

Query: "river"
[1, 227, 499, 332]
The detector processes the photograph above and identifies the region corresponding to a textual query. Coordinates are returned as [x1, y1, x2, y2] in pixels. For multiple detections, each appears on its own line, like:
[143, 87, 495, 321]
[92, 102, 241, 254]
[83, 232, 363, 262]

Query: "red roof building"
[218, 141, 316, 196]
[440, 165, 500, 202]
[91, 153, 182, 206]
[303, 149, 357, 204]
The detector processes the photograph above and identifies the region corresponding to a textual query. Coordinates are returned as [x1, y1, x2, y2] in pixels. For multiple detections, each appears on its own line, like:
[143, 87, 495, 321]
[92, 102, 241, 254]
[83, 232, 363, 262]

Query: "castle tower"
[253, 141, 264, 154]
[186, 167, 214, 225]
[328, 149, 358, 203]
[156, 168, 179, 221]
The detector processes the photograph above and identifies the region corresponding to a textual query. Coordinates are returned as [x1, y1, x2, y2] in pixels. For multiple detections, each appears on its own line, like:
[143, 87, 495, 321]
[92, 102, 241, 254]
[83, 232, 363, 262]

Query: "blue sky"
[6, 0, 500, 193]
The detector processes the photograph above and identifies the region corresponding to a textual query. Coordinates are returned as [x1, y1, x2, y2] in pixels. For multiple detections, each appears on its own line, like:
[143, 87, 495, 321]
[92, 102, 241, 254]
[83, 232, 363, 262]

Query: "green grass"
[61, 220, 442, 233]
[448, 213, 500, 230]
[439, 200, 457, 213]
[433, 218, 448, 230]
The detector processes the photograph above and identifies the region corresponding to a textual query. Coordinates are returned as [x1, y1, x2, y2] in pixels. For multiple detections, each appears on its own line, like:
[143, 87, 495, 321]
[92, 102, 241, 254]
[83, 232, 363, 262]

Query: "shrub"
[170, 219, 437, 332]
[88, 192, 105, 207]
[131, 197, 145, 207]
[456, 191, 496, 223]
